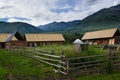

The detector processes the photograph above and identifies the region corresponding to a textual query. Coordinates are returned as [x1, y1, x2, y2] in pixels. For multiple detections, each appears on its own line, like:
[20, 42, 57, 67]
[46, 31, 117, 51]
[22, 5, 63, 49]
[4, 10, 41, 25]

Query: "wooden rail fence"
[14, 48, 120, 75]
[22, 48, 68, 75]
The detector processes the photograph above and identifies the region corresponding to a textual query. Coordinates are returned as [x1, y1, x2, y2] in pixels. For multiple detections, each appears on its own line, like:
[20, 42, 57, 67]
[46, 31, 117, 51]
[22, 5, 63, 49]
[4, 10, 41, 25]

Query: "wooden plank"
[34, 56, 61, 62]
[59, 70, 67, 75]
[35, 52, 61, 58]
[36, 49, 62, 53]
[68, 54, 107, 60]
[70, 63, 103, 71]
[113, 60, 120, 63]
[114, 63, 120, 66]
[22, 52, 33, 57]
[33, 56, 67, 70]
[23, 50, 34, 52]
[69, 59, 106, 66]
[114, 51, 120, 54]
[112, 56, 120, 59]
[53, 69, 67, 75]
[36, 49, 55, 54]
[59, 61, 66, 65]
[23, 51, 34, 54]
[34, 57, 61, 68]
[35, 56, 66, 69]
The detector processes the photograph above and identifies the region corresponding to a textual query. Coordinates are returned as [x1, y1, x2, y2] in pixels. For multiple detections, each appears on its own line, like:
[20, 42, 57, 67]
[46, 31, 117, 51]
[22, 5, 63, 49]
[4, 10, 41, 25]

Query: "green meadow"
[0, 44, 120, 80]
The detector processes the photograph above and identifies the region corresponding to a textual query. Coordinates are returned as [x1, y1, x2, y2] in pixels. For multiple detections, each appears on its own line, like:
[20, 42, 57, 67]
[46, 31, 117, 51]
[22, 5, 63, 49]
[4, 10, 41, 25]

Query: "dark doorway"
[1, 43, 5, 48]
[30, 43, 37, 47]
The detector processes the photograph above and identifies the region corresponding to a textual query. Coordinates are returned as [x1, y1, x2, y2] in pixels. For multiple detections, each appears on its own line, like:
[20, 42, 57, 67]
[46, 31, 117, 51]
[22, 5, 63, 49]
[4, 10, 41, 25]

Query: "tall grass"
[37, 44, 109, 70]
[37, 44, 78, 57]
[37, 44, 108, 57]
[80, 45, 108, 56]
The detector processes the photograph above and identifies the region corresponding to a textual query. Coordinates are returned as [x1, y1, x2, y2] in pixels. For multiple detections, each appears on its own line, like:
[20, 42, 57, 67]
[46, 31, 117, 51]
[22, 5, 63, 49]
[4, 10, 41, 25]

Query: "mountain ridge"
[0, 21, 43, 35]
[39, 20, 81, 32]
[38, 4, 120, 33]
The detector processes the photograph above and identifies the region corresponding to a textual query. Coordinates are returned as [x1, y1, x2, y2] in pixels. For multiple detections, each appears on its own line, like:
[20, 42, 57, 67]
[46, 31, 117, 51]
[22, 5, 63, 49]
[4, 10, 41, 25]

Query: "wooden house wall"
[27, 41, 64, 47]
[6, 42, 11, 49]
[6, 41, 26, 49]
[109, 38, 115, 45]
[115, 36, 120, 44]
[10, 41, 26, 47]
[84, 36, 120, 45]
[85, 38, 112, 45]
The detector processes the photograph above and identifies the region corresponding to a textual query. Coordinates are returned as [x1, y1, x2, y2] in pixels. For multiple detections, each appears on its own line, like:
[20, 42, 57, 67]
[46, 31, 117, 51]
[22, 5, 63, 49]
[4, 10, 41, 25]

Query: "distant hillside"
[0, 21, 43, 35]
[38, 20, 81, 32]
[79, 4, 120, 30]
[38, 4, 120, 33]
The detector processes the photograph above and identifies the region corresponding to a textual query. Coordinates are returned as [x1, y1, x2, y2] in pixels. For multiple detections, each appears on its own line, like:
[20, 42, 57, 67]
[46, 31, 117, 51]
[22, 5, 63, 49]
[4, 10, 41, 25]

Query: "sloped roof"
[5, 30, 18, 42]
[0, 34, 17, 42]
[73, 39, 84, 44]
[82, 28, 118, 40]
[25, 34, 65, 42]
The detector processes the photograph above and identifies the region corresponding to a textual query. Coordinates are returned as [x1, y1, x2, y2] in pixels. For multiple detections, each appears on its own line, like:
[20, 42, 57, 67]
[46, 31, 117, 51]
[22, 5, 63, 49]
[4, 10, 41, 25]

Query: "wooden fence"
[22, 48, 68, 75]
[15, 48, 120, 75]
[67, 50, 120, 74]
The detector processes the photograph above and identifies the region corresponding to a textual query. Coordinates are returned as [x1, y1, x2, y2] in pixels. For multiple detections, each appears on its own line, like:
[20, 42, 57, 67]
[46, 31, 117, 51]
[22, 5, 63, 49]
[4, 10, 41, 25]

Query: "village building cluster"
[0, 28, 120, 49]
[0, 31, 65, 49]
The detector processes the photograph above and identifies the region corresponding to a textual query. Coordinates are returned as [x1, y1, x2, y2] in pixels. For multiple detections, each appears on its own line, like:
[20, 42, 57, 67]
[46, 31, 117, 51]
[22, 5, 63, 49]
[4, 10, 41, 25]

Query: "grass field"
[0, 44, 120, 80]
[77, 72, 120, 80]
[0, 49, 59, 80]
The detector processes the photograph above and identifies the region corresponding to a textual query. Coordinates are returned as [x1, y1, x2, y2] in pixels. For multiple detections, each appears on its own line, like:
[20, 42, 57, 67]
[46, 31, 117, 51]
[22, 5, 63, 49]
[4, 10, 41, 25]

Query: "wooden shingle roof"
[0, 34, 17, 42]
[25, 34, 65, 42]
[82, 28, 118, 40]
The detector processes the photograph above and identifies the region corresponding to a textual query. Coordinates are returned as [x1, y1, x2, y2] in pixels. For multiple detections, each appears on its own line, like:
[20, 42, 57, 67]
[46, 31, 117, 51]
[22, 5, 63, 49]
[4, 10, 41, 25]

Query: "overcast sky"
[0, 0, 120, 26]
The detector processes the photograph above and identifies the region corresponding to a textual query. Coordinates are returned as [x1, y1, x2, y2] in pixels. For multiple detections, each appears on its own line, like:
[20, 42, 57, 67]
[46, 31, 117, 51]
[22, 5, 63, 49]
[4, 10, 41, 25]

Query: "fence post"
[61, 50, 64, 62]
[107, 49, 113, 73]
[34, 46, 36, 55]
[16, 46, 19, 53]
[66, 55, 69, 74]
[22, 47, 25, 55]
[60, 50, 64, 71]
[109, 49, 113, 60]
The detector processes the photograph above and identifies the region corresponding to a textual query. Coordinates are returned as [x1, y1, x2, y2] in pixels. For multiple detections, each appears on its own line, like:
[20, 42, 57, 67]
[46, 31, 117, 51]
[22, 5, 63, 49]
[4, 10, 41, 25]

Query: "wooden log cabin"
[0, 31, 26, 49]
[25, 34, 65, 47]
[82, 28, 120, 45]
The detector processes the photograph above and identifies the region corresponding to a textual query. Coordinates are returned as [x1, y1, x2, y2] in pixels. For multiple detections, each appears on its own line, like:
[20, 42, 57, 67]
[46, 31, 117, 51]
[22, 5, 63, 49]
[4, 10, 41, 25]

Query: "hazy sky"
[0, 0, 120, 26]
